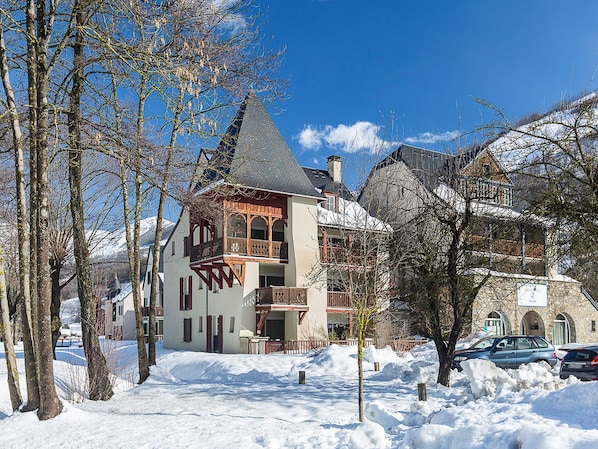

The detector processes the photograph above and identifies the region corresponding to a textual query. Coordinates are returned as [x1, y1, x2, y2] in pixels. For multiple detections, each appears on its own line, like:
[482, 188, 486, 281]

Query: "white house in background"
[141, 245, 164, 340]
[162, 92, 386, 354]
[104, 275, 136, 340]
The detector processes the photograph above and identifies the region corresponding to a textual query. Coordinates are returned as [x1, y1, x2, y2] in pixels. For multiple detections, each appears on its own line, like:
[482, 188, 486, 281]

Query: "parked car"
[559, 346, 598, 381]
[452, 335, 557, 371]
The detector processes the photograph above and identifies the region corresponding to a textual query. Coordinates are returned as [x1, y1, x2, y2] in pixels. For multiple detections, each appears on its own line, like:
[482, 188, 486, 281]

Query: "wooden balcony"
[191, 237, 288, 262]
[326, 291, 375, 310]
[142, 306, 163, 317]
[319, 246, 377, 266]
[466, 235, 544, 259]
[327, 291, 350, 308]
[255, 287, 307, 306]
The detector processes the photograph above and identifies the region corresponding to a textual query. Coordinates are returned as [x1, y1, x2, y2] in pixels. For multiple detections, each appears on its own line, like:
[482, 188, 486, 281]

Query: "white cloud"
[405, 130, 460, 145]
[296, 121, 395, 153]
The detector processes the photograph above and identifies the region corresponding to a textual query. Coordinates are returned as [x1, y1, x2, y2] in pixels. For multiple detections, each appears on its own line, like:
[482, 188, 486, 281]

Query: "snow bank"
[349, 420, 390, 449]
[461, 359, 517, 399]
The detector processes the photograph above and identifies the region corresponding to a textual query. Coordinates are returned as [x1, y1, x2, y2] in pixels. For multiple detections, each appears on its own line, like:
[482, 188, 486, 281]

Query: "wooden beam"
[224, 261, 245, 286]
[298, 310, 308, 325]
[256, 310, 269, 334]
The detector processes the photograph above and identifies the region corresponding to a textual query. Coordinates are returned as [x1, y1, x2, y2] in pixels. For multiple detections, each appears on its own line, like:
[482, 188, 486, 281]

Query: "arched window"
[484, 311, 508, 335]
[272, 219, 285, 242]
[227, 214, 246, 238]
[552, 313, 571, 346]
[250, 217, 268, 240]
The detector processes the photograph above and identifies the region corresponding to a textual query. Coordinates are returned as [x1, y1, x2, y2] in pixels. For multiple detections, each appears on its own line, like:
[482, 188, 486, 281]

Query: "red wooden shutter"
[179, 277, 184, 310]
[206, 315, 213, 352]
[217, 315, 223, 354]
[188, 275, 193, 310]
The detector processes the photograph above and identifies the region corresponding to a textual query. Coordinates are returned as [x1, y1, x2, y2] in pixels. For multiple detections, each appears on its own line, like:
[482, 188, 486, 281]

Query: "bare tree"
[360, 147, 517, 386]
[0, 245, 21, 411]
[482, 93, 598, 292]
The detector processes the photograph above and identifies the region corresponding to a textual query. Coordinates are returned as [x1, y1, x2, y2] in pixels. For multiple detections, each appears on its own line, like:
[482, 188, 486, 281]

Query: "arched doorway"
[484, 311, 509, 335]
[552, 313, 573, 346]
[521, 311, 545, 337]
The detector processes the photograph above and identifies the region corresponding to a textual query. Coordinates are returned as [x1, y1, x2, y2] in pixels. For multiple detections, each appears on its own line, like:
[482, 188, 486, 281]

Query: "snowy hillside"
[486, 91, 598, 171]
[87, 216, 175, 261]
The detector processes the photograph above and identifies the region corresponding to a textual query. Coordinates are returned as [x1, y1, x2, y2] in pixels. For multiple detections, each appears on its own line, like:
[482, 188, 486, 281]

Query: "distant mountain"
[87, 216, 176, 261]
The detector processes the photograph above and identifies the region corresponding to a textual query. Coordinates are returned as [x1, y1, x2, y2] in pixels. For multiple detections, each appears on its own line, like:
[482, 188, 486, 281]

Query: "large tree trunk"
[0, 247, 22, 412]
[0, 20, 39, 411]
[34, 0, 63, 420]
[68, 0, 114, 401]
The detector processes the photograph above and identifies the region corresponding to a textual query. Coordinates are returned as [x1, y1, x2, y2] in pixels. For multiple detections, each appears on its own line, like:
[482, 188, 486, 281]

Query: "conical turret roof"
[199, 92, 321, 198]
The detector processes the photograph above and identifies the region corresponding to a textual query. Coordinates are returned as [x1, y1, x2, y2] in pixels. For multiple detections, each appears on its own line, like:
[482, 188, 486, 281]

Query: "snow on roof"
[434, 183, 550, 225]
[111, 283, 133, 304]
[317, 197, 391, 232]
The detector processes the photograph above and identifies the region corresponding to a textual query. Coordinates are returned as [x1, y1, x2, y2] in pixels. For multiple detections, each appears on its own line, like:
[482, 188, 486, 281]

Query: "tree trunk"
[0, 20, 39, 411]
[50, 259, 62, 359]
[0, 247, 22, 412]
[357, 333, 364, 422]
[148, 89, 184, 365]
[68, 0, 114, 401]
[34, 0, 63, 420]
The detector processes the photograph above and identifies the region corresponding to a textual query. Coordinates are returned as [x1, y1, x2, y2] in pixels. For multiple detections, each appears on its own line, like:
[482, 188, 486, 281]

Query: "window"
[517, 337, 535, 350]
[272, 220, 285, 242]
[198, 316, 203, 333]
[183, 318, 192, 342]
[146, 272, 151, 284]
[324, 195, 336, 212]
[592, 320, 596, 332]
[259, 275, 285, 288]
[171, 241, 175, 255]
[250, 217, 268, 240]
[229, 316, 235, 333]
[179, 276, 193, 310]
[501, 186, 513, 207]
[183, 236, 189, 257]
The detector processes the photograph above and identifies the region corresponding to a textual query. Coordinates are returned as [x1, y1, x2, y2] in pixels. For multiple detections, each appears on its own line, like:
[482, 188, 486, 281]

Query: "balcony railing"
[466, 235, 544, 259]
[142, 306, 164, 317]
[319, 246, 377, 266]
[191, 237, 287, 262]
[255, 287, 307, 306]
[327, 291, 350, 308]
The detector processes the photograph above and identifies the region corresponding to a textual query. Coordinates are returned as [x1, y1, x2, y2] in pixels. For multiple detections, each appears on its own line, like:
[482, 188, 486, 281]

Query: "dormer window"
[324, 194, 336, 212]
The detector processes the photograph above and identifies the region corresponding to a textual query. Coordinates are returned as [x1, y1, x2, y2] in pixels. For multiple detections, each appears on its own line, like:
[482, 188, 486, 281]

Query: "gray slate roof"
[302, 166, 353, 201]
[199, 92, 321, 199]
[375, 144, 454, 191]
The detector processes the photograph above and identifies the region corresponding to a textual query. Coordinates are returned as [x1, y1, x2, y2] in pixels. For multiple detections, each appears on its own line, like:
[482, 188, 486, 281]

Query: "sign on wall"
[517, 283, 548, 307]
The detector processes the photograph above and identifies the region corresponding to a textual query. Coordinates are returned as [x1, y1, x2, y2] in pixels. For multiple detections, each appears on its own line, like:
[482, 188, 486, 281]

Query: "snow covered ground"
[1, 338, 598, 449]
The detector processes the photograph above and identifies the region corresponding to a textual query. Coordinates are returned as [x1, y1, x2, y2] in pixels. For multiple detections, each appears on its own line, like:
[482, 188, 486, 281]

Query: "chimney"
[327, 155, 342, 183]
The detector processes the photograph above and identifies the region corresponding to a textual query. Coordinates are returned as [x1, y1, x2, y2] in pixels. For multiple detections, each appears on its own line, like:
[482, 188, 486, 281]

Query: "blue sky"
[253, 0, 598, 187]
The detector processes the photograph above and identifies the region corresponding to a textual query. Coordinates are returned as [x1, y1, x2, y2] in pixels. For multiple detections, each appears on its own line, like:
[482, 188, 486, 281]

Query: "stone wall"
[472, 272, 598, 344]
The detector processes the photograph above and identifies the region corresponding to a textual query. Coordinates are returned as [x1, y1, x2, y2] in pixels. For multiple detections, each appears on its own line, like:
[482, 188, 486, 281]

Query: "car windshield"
[470, 337, 497, 350]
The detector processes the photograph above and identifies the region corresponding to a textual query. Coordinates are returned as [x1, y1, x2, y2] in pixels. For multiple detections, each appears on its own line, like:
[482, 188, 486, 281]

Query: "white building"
[163, 92, 385, 353]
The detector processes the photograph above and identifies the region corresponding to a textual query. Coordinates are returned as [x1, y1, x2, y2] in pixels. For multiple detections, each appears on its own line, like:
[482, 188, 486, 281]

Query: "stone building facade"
[472, 272, 598, 345]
